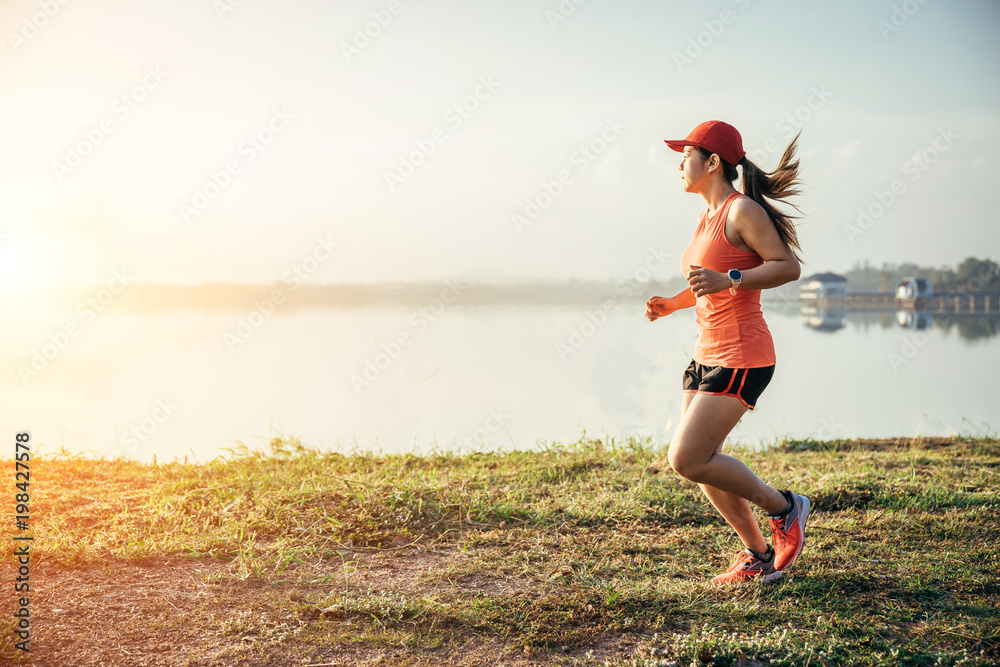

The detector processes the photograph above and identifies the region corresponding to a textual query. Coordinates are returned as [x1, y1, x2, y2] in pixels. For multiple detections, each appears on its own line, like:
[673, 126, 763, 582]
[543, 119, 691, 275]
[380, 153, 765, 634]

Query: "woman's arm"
[645, 287, 696, 322]
[685, 201, 800, 297]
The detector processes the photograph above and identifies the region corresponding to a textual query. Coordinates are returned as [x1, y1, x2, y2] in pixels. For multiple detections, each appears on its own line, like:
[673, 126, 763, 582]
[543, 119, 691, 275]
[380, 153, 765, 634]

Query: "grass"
[6, 434, 999, 665]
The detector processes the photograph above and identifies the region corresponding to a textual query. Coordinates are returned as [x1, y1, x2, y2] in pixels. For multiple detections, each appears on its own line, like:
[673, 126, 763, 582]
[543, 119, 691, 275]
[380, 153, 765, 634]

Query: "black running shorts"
[682, 359, 775, 410]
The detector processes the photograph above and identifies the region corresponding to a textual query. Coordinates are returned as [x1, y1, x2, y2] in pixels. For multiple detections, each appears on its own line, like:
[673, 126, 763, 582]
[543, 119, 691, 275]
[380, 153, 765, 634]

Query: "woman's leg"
[672, 392, 787, 552]
[678, 392, 768, 552]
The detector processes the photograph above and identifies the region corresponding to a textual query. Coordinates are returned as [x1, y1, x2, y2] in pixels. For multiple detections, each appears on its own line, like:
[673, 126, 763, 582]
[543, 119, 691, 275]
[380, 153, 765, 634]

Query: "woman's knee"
[667, 446, 707, 481]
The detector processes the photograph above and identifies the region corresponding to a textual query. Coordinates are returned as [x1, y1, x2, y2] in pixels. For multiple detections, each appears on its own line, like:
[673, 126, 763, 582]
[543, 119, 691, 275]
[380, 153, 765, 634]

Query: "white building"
[800, 272, 848, 299]
[896, 277, 933, 299]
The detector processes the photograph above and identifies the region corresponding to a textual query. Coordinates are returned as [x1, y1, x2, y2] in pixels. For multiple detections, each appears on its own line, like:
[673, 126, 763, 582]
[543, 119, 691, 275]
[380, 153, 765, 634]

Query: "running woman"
[646, 120, 810, 585]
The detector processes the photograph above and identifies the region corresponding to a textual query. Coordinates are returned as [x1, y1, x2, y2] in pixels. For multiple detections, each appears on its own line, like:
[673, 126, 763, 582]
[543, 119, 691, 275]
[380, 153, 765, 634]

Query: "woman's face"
[678, 147, 715, 193]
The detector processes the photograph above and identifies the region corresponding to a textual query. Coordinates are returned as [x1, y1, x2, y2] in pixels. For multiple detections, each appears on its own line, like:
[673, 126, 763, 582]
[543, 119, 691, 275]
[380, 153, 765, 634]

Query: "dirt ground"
[1, 548, 645, 667]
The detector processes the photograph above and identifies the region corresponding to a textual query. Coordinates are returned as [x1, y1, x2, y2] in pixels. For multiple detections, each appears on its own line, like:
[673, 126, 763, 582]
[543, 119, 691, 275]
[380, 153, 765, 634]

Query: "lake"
[7, 299, 998, 462]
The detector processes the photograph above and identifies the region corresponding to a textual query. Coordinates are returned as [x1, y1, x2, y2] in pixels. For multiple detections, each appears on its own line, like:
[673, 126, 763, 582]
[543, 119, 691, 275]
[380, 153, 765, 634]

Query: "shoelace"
[740, 551, 766, 570]
[728, 551, 753, 570]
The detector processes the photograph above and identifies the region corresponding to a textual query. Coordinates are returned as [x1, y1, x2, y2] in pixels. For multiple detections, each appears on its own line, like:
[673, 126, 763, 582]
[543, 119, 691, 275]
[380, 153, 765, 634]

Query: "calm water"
[7, 301, 998, 462]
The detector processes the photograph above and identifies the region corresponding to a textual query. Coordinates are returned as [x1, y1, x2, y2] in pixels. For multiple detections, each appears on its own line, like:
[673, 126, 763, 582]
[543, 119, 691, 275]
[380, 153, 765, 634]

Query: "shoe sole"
[756, 570, 783, 585]
[783, 494, 811, 570]
[714, 570, 783, 586]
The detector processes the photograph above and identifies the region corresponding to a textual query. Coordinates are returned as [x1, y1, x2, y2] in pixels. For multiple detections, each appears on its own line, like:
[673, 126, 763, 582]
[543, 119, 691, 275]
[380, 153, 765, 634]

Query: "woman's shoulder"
[728, 194, 770, 227]
[729, 193, 760, 213]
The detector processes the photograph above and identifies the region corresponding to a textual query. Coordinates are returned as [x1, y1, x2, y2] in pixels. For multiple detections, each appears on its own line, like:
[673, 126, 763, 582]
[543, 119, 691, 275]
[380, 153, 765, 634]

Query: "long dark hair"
[697, 132, 804, 262]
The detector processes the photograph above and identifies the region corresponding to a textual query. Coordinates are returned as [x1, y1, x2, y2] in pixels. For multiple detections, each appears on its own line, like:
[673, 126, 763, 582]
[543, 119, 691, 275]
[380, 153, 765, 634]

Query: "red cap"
[664, 120, 745, 165]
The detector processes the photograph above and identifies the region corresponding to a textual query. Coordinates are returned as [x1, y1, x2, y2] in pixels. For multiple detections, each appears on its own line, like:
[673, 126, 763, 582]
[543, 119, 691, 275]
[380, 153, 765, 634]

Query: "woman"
[645, 120, 810, 585]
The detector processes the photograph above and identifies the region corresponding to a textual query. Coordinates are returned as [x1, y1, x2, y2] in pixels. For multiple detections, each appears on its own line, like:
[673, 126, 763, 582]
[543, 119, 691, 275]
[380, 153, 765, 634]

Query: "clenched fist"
[645, 296, 678, 322]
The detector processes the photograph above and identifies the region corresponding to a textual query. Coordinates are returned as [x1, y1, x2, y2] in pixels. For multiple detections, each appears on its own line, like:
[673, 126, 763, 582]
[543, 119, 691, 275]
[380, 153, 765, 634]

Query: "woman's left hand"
[687, 265, 732, 298]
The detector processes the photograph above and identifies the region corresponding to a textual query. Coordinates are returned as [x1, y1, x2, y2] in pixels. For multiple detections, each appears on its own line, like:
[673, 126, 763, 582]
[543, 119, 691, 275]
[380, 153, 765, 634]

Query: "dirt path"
[3, 549, 641, 666]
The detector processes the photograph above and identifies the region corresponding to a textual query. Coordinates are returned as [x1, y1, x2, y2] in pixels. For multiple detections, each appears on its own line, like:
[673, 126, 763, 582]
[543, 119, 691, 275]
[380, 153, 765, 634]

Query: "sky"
[1, 0, 998, 290]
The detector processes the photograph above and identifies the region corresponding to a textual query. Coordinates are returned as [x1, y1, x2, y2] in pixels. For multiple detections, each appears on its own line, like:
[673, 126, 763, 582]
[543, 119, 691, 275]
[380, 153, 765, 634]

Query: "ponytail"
[697, 132, 804, 262]
[738, 133, 804, 262]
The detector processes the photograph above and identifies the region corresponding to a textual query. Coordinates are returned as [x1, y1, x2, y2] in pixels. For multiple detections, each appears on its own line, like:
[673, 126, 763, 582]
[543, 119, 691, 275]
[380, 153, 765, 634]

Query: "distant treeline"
[39, 257, 998, 311]
[845, 257, 999, 293]
[46, 279, 687, 311]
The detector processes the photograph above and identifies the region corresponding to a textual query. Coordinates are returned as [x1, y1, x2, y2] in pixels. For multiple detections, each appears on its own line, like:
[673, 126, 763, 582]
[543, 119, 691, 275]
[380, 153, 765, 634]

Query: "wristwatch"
[728, 269, 742, 295]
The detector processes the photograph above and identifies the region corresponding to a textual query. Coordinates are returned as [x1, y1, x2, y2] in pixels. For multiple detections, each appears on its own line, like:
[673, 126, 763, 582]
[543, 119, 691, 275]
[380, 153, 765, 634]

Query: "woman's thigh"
[669, 392, 748, 469]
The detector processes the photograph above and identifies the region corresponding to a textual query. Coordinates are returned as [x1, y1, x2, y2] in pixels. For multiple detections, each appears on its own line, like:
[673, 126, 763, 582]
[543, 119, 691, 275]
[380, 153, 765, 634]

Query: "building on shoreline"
[896, 277, 934, 299]
[799, 272, 848, 299]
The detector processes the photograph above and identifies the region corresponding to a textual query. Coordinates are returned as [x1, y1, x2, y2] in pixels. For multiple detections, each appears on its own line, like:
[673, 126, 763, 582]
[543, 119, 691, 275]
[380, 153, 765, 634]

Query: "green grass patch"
[12, 434, 1000, 665]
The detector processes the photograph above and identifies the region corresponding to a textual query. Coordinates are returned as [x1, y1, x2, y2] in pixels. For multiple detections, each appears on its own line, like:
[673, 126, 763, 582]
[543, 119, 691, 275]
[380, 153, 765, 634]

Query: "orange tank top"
[679, 191, 776, 368]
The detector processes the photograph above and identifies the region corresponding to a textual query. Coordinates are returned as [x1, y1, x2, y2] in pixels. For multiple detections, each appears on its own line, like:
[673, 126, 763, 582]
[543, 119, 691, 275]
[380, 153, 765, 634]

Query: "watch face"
[729, 269, 742, 281]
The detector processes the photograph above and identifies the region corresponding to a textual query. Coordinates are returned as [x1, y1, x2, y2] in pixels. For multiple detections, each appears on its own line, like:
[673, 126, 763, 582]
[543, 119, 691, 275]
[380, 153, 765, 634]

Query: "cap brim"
[663, 139, 694, 153]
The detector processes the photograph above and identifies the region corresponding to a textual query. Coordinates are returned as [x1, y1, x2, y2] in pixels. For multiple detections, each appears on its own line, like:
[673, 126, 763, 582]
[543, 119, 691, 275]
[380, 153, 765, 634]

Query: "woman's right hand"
[645, 296, 677, 322]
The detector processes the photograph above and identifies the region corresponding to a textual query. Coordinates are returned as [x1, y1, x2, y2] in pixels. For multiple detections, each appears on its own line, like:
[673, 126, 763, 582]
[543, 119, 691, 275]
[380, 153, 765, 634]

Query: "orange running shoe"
[713, 548, 782, 585]
[769, 491, 811, 571]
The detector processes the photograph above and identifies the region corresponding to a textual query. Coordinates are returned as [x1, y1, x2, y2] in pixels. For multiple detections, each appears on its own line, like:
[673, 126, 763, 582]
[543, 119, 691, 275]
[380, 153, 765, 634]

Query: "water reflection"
[896, 310, 934, 330]
[924, 313, 1000, 341]
[793, 304, 1000, 342]
[801, 306, 846, 332]
[890, 309, 1000, 340]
